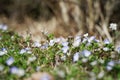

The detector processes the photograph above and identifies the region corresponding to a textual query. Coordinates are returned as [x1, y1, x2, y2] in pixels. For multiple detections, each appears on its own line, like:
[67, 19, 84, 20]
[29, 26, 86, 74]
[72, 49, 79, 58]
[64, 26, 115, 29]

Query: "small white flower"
[82, 50, 91, 57]
[11, 36, 14, 40]
[61, 46, 69, 53]
[0, 65, 4, 71]
[103, 47, 109, 51]
[10, 67, 25, 77]
[27, 51, 32, 54]
[82, 58, 88, 63]
[20, 49, 26, 54]
[106, 66, 113, 71]
[104, 39, 110, 44]
[109, 23, 117, 30]
[54, 38, 61, 43]
[25, 47, 31, 51]
[97, 71, 104, 79]
[41, 43, 49, 49]
[108, 61, 115, 67]
[74, 36, 81, 40]
[90, 61, 97, 66]
[10, 66, 18, 74]
[0, 48, 7, 56]
[73, 39, 81, 47]
[0, 24, 8, 31]
[0, 51, 7, 56]
[86, 42, 91, 46]
[73, 52, 80, 62]
[82, 38, 88, 43]
[36, 66, 41, 71]
[116, 47, 120, 53]
[73, 36, 81, 47]
[99, 59, 104, 64]
[94, 39, 100, 43]
[33, 41, 41, 47]
[62, 41, 69, 47]
[83, 33, 88, 37]
[27, 56, 37, 64]
[17, 68, 25, 77]
[49, 40, 55, 46]
[88, 36, 96, 43]
[57, 70, 65, 78]
[61, 55, 66, 61]
[6, 57, 14, 66]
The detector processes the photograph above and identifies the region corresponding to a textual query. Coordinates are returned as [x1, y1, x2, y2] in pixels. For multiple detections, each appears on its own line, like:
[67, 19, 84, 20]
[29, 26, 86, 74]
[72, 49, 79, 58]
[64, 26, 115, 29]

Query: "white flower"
[73, 36, 81, 47]
[88, 36, 96, 43]
[0, 48, 7, 56]
[104, 39, 110, 44]
[83, 33, 88, 37]
[10, 66, 18, 74]
[82, 38, 88, 43]
[25, 47, 31, 51]
[82, 50, 91, 57]
[0, 24, 8, 31]
[90, 61, 97, 66]
[41, 43, 49, 49]
[107, 61, 115, 67]
[106, 61, 115, 71]
[6, 57, 14, 66]
[116, 47, 120, 53]
[61, 46, 69, 53]
[82, 58, 88, 63]
[19, 47, 32, 54]
[97, 71, 104, 79]
[73, 52, 80, 62]
[49, 40, 55, 46]
[57, 70, 65, 78]
[27, 51, 32, 54]
[10, 67, 25, 77]
[106, 66, 113, 71]
[62, 41, 69, 47]
[0, 65, 4, 71]
[27, 56, 37, 64]
[99, 59, 104, 64]
[17, 68, 25, 77]
[0, 51, 6, 56]
[94, 39, 100, 43]
[74, 36, 81, 40]
[20, 49, 26, 54]
[36, 66, 41, 71]
[61, 55, 66, 61]
[103, 47, 109, 51]
[33, 41, 41, 47]
[54, 38, 61, 43]
[109, 23, 117, 30]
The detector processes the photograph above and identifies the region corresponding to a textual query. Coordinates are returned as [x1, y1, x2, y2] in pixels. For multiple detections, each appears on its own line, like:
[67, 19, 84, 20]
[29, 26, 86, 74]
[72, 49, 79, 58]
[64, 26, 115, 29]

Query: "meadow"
[0, 24, 120, 80]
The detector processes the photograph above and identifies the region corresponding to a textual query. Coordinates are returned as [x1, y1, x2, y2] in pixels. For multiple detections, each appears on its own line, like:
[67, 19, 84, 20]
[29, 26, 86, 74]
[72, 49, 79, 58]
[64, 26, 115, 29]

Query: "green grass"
[0, 29, 120, 80]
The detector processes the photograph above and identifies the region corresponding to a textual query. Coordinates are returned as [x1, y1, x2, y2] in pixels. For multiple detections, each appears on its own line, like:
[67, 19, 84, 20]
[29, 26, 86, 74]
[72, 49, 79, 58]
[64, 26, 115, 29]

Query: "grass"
[0, 29, 120, 80]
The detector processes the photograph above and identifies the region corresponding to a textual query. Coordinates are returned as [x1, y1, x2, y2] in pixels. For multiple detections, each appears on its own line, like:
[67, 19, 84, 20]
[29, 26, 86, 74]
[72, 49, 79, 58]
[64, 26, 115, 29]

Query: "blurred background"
[0, 0, 120, 43]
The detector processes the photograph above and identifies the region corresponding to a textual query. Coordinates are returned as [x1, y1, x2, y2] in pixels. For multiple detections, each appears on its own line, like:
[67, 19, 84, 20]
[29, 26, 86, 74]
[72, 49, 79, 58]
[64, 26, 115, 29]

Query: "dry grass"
[0, 0, 120, 43]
